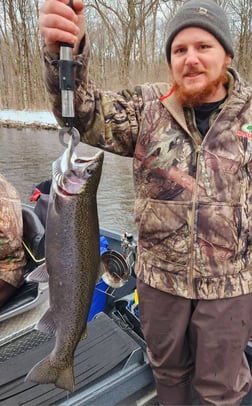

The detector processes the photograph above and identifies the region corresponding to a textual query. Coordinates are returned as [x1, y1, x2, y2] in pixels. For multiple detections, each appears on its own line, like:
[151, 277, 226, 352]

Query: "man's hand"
[39, 0, 85, 55]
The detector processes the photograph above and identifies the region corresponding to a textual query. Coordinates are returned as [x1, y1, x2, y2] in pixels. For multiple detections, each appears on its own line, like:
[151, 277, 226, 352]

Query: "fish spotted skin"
[26, 138, 104, 392]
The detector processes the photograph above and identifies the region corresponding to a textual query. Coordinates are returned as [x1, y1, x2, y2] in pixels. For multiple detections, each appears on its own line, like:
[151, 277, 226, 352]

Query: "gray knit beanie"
[166, 0, 234, 63]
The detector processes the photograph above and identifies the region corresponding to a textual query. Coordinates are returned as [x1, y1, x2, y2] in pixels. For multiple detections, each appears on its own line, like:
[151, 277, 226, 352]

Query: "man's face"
[170, 27, 232, 107]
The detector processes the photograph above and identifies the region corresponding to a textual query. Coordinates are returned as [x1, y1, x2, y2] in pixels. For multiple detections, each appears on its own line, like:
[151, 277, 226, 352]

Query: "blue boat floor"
[0, 312, 140, 406]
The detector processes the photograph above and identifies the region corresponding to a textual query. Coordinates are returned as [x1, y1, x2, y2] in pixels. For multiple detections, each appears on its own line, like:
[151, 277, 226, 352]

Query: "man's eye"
[174, 48, 185, 54]
[199, 44, 210, 50]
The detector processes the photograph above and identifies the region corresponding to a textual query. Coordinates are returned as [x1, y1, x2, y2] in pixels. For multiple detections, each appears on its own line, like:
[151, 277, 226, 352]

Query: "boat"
[0, 205, 251, 405]
[0, 204, 155, 405]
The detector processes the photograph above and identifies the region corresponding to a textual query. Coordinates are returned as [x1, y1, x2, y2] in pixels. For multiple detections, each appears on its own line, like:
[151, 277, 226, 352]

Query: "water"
[0, 127, 136, 235]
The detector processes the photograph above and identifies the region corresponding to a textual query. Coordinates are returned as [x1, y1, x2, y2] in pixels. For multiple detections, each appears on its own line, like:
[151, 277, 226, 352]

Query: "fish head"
[52, 136, 104, 197]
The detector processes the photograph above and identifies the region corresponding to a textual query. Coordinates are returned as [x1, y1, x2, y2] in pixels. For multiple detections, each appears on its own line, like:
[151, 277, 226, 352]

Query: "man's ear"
[167, 64, 175, 85]
[225, 54, 232, 67]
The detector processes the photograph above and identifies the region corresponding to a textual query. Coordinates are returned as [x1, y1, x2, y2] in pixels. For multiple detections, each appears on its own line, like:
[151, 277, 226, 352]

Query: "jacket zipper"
[186, 106, 226, 297]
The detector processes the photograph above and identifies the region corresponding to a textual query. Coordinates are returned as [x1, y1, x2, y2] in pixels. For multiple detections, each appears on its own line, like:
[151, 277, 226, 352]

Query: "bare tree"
[228, 0, 252, 82]
[86, 0, 162, 88]
[0, 0, 48, 109]
[0, 0, 250, 110]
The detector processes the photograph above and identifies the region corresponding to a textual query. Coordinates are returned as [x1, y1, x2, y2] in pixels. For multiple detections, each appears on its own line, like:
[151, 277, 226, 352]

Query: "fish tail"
[25, 356, 74, 392]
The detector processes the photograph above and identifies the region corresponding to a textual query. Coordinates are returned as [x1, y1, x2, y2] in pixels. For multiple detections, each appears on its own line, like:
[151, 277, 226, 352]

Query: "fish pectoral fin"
[81, 329, 87, 340]
[36, 309, 56, 335]
[26, 263, 49, 283]
[26, 355, 75, 393]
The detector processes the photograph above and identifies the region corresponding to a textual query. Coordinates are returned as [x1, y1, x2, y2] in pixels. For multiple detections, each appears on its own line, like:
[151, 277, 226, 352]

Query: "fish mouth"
[56, 173, 86, 196]
[54, 150, 104, 196]
[57, 185, 77, 196]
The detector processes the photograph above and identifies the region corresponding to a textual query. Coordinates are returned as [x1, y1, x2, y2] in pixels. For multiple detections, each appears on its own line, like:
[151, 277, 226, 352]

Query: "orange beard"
[173, 69, 229, 108]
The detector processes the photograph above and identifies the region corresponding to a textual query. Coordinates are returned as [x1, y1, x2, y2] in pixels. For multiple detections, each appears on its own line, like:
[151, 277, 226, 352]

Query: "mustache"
[183, 68, 207, 75]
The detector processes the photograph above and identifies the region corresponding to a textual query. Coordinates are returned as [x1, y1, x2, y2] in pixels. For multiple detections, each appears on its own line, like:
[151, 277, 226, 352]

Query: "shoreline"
[0, 120, 58, 131]
[0, 109, 58, 130]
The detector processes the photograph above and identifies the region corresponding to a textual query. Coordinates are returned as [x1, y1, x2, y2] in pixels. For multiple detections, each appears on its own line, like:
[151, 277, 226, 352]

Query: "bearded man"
[39, 0, 252, 404]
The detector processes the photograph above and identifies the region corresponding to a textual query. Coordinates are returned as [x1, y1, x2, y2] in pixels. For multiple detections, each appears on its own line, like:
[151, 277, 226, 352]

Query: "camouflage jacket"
[43, 35, 252, 300]
[0, 174, 26, 287]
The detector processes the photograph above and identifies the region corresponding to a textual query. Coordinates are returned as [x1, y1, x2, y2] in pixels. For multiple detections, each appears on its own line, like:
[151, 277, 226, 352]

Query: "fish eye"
[86, 168, 93, 176]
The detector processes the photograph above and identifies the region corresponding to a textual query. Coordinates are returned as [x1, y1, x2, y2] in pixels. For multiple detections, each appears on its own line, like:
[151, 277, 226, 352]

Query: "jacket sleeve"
[43, 32, 143, 157]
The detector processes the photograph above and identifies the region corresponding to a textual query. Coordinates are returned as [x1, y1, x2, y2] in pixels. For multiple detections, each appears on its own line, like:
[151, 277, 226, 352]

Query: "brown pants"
[137, 279, 252, 406]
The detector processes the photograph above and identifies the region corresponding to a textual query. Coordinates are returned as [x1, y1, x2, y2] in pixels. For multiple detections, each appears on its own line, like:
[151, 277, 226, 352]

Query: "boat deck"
[1, 309, 251, 406]
[0, 312, 153, 406]
[0, 218, 251, 405]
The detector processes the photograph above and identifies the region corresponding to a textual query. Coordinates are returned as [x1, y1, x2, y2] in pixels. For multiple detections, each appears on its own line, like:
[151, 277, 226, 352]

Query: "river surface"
[0, 127, 136, 236]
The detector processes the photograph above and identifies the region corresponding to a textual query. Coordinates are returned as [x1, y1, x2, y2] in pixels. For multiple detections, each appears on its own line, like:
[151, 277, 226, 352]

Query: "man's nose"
[185, 48, 199, 65]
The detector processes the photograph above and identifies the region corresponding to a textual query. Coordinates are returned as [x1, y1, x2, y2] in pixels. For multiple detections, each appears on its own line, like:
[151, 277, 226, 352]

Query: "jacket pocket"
[137, 198, 191, 269]
[196, 202, 242, 275]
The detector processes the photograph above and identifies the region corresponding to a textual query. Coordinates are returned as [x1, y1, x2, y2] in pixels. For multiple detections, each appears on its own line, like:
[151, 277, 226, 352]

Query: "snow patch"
[0, 109, 57, 125]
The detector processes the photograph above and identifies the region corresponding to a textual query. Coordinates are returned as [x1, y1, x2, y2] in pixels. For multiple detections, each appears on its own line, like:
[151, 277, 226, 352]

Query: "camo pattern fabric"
[133, 77, 252, 300]
[0, 174, 26, 287]
[44, 40, 252, 300]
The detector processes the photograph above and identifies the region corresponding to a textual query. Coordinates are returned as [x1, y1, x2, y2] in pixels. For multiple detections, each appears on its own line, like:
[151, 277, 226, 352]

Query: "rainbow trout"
[26, 134, 104, 392]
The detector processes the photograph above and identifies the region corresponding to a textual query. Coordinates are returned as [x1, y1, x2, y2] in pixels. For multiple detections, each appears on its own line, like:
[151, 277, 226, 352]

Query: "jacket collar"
[158, 85, 190, 135]
[156, 68, 244, 136]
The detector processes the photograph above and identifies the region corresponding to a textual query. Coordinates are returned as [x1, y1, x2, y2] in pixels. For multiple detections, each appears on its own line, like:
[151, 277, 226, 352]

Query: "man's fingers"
[40, 0, 78, 22]
[39, 0, 84, 53]
[39, 13, 79, 35]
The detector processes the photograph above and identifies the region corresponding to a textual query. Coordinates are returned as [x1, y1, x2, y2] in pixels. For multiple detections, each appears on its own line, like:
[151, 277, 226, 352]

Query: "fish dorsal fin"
[36, 309, 56, 335]
[26, 263, 49, 283]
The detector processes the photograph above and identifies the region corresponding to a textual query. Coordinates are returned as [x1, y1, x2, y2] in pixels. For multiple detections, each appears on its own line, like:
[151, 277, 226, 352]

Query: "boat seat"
[22, 204, 45, 274]
[0, 206, 46, 319]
